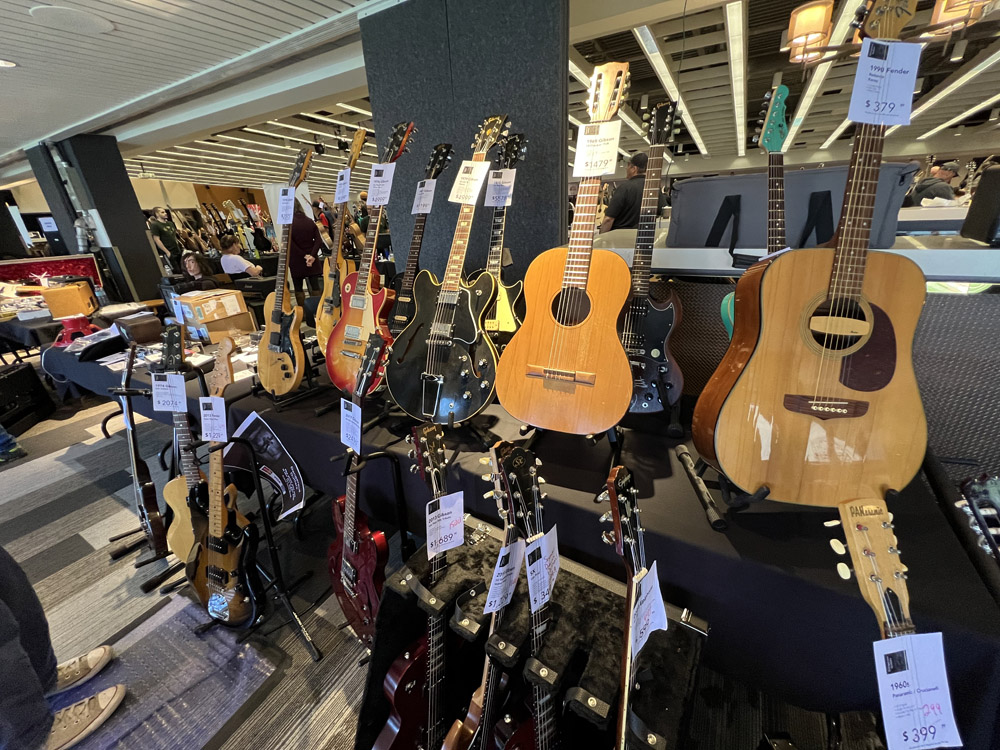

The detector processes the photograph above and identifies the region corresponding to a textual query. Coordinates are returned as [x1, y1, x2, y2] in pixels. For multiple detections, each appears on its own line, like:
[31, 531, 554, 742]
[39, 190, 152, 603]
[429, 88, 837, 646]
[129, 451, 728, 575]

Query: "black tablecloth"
[0, 318, 64, 348]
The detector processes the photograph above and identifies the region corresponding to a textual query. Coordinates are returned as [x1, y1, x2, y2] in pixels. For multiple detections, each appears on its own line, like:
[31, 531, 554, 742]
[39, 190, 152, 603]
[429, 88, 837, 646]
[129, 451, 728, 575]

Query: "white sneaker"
[46, 645, 114, 697]
[46, 684, 126, 750]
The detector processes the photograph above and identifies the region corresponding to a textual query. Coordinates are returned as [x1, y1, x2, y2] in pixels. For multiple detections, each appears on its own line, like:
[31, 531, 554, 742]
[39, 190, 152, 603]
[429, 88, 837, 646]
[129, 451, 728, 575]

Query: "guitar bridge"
[526, 364, 596, 386]
[783, 394, 869, 419]
[420, 373, 443, 418]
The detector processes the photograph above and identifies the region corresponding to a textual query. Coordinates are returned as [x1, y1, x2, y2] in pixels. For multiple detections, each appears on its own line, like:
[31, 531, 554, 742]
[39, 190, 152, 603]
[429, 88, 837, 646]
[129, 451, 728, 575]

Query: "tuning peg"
[483, 490, 496, 500]
[405, 434, 413, 444]
[764, 90, 772, 100]
[481, 473, 493, 482]
[407, 450, 415, 460]
[823, 519, 841, 527]
[595, 489, 609, 504]
[836, 563, 852, 580]
[599, 511, 612, 524]
[601, 530, 617, 546]
[751, 136, 759, 144]
[830, 539, 847, 555]
[409, 464, 419, 474]
[479, 456, 491, 465]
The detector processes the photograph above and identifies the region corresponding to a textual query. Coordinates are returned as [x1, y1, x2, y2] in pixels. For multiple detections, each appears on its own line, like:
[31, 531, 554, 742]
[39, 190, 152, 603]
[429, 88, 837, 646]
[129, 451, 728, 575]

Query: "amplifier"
[0, 364, 55, 435]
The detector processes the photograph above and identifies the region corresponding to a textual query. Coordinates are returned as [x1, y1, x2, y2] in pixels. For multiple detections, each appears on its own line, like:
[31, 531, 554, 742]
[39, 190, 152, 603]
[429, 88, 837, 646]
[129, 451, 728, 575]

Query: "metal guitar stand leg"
[208, 438, 322, 661]
[694, 457, 770, 510]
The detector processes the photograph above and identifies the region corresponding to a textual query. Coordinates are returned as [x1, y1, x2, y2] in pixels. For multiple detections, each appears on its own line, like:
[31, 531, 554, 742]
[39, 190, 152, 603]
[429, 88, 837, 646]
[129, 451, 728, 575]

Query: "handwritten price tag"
[340, 398, 361, 455]
[483, 539, 526, 614]
[276, 187, 295, 225]
[411, 178, 437, 215]
[848, 39, 921, 127]
[151, 372, 186, 413]
[526, 525, 559, 613]
[448, 160, 491, 205]
[630, 561, 668, 658]
[873, 633, 961, 750]
[573, 120, 622, 178]
[484, 169, 517, 207]
[426, 490, 465, 558]
[335, 168, 351, 204]
[198, 396, 227, 442]
[366, 163, 396, 207]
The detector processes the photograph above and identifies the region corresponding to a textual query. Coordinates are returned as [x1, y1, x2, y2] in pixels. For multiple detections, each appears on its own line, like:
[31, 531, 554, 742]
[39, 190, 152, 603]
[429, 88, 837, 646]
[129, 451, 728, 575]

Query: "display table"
[0, 317, 65, 348]
[897, 205, 969, 233]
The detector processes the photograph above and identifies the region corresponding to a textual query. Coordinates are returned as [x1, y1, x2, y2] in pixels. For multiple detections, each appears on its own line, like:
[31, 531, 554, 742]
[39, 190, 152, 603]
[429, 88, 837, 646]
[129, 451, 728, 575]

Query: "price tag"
[411, 178, 438, 215]
[276, 187, 295, 225]
[573, 120, 623, 177]
[340, 398, 361, 455]
[484, 169, 517, 208]
[169, 294, 185, 324]
[199, 396, 227, 442]
[335, 168, 351, 204]
[848, 39, 921, 127]
[525, 525, 559, 613]
[426, 490, 465, 558]
[151, 372, 186, 413]
[448, 160, 491, 205]
[873, 633, 961, 750]
[630, 561, 668, 657]
[366, 162, 396, 207]
[483, 539, 526, 614]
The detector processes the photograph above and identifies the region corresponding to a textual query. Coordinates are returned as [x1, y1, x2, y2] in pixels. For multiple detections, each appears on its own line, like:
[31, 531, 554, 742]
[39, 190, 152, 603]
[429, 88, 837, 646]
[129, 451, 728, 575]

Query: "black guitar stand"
[690, 455, 770, 511]
[520, 424, 625, 472]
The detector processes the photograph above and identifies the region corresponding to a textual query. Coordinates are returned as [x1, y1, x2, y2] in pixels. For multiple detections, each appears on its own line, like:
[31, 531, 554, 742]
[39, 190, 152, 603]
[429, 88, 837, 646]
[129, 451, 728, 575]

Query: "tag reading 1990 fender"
[426, 490, 465, 558]
[526, 525, 559, 613]
[848, 39, 921, 127]
[483, 538, 526, 614]
[573, 120, 622, 178]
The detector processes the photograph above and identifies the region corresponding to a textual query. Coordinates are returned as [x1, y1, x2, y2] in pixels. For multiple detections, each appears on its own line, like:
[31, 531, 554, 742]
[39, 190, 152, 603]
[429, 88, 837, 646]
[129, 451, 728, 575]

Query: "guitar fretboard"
[530, 602, 556, 750]
[425, 493, 448, 750]
[767, 152, 786, 255]
[207, 442, 226, 540]
[354, 205, 386, 298]
[564, 176, 602, 290]
[630, 144, 666, 298]
[440, 152, 489, 299]
[172, 410, 200, 491]
[485, 203, 508, 282]
[399, 212, 428, 297]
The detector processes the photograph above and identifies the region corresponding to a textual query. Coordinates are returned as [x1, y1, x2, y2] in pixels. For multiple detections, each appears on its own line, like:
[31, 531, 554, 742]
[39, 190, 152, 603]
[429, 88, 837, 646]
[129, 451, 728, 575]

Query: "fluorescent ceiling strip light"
[724, 0, 748, 157]
[568, 114, 585, 128]
[299, 112, 363, 130]
[218, 132, 377, 160]
[820, 116, 852, 149]
[214, 134, 298, 151]
[155, 151, 292, 174]
[919, 90, 1000, 138]
[568, 57, 590, 87]
[336, 102, 372, 117]
[633, 25, 709, 155]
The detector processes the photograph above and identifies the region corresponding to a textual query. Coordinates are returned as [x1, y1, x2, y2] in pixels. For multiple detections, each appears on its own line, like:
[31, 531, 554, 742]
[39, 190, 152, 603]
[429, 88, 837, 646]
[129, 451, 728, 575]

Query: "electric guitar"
[188, 338, 263, 627]
[959, 476, 1000, 566]
[256, 149, 313, 396]
[470, 133, 527, 350]
[389, 142, 455, 338]
[496, 64, 634, 436]
[385, 116, 507, 425]
[328, 333, 390, 647]
[692, 1, 927, 507]
[621, 101, 684, 420]
[317, 128, 369, 352]
[325, 122, 414, 396]
[222, 200, 251, 253]
[375, 422, 452, 750]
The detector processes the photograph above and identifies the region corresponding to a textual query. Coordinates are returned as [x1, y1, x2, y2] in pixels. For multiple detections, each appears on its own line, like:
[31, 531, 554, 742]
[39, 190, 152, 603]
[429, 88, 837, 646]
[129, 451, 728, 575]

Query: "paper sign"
[873, 633, 961, 750]
[526, 525, 559, 613]
[426, 490, 465, 558]
[340, 398, 361, 455]
[38, 217, 57, 232]
[169, 294, 185, 323]
[448, 160, 491, 205]
[199, 396, 227, 442]
[848, 39, 921, 127]
[484, 169, 517, 208]
[151, 372, 186, 413]
[335, 168, 351, 204]
[224, 411, 305, 520]
[411, 179, 438, 215]
[483, 539, 526, 614]
[277, 187, 295, 225]
[366, 162, 396, 207]
[573, 120, 623, 177]
[630, 561, 669, 657]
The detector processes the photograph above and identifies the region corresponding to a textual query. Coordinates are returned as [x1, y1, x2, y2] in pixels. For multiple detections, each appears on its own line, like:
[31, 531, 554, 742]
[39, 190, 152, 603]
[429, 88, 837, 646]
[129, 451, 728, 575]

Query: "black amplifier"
[0, 364, 56, 435]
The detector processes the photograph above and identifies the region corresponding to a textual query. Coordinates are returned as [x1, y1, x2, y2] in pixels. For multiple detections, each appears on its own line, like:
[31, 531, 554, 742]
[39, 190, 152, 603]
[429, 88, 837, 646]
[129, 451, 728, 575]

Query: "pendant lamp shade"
[789, 41, 824, 64]
[927, 0, 984, 34]
[788, 0, 834, 46]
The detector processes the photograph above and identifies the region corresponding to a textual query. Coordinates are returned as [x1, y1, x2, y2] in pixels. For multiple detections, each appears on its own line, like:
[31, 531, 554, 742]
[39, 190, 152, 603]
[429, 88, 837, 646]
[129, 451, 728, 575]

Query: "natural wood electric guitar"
[693, 0, 925, 507]
[317, 128, 368, 352]
[256, 149, 313, 396]
[325, 122, 414, 395]
[496, 63, 633, 436]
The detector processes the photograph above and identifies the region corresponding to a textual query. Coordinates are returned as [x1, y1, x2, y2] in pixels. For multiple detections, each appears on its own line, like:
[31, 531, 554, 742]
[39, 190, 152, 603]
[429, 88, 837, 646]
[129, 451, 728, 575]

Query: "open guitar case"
[354, 517, 706, 750]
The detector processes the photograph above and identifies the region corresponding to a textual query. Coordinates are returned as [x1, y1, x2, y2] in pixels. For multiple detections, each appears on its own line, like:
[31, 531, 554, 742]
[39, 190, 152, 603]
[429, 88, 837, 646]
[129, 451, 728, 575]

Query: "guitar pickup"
[526, 365, 596, 386]
[783, 395, 869, 419]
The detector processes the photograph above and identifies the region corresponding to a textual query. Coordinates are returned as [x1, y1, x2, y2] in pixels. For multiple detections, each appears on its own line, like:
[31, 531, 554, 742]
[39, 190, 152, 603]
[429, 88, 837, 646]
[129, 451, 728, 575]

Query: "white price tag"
[411, 179, 438, 215]
[525, 525, 559, 613]
[276, 187, 295, 225]
[874, 633, 961, 750]
[426, 490, 465, 558]
[151, 372, 186, 413]
[448, 160, 491, 205]
[483, 539, 526, 614]
[848, 39, 921, 127]
[630, 561, 668, 657]
[199, 396, 227, 442]
[573, 120, 623, 177]
[484, 169, 517, 208]
[366, 162, 396, 207]
[335, 169, 351, 204]
[340, 398, 361, 455]
[169, 294, 185, 323]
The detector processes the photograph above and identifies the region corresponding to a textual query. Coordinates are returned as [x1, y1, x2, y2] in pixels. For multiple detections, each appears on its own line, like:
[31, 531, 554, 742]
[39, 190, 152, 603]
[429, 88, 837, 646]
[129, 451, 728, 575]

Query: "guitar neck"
[630, 144, 666, 296]
[426, 610, 448, 749]
[614, 573, 640, 750]
[274, 221, 292, 310]
[172, 410, 200, 490]
[355, 205, 386, 295]
[332, 201, 350, 260]
[563, 175, 602, 290]
[400, 212, 428, 296]
[767, 152, 786, 255]
[207, 441, 226, 539]
[485, 204, 508, 281]
[529, 604, 557, 749]
[441, 153, 489, 295]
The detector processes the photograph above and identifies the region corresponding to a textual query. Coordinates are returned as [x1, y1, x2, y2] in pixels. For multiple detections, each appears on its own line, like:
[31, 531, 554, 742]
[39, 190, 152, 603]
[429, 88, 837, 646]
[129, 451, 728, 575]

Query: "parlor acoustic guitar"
[495, 63, 633, 436]
[692, 0, 926, 507]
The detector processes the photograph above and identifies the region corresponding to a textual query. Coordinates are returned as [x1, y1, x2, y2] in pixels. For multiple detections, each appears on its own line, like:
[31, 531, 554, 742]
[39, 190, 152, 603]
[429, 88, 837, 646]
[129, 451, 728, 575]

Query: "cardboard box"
[186, 311, 255, 344]
[41, 281, 98, 318]
[179, 290, 247, 325]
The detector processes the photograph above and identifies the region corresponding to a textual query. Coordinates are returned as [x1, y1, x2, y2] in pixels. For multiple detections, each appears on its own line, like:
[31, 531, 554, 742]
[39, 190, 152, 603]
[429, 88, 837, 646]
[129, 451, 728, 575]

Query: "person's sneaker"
[46, 645, 114, 697]
[46, 684, 126, 750]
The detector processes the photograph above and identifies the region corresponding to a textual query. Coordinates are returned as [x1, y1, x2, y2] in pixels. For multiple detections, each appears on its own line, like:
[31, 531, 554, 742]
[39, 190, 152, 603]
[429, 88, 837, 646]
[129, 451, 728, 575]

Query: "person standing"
[148, 207, 181, 270]
[288, 202, 323, 305]
[600, 153, 649, 232]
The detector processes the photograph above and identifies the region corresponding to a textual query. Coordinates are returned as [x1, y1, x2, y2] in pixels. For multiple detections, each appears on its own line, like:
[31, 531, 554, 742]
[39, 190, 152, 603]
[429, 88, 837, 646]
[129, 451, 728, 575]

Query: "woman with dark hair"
[252, 227, 272, 253]
[181, 252, 214, 281]
[288, 201, 323, 305]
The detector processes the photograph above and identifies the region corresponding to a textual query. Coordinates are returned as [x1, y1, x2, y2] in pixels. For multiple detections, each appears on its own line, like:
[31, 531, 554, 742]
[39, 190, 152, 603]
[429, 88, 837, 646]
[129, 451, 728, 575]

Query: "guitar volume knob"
[463, 391, 472, 399]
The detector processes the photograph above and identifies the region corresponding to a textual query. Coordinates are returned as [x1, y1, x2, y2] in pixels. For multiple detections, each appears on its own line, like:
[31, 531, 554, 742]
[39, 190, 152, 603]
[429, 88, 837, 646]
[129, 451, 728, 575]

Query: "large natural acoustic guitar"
[317, 128, 368, 352]
[495, 63, 633, 436]
[692, 0, 926, 507]
[325, 122, 414, 395]
[256, 148, 313, 396]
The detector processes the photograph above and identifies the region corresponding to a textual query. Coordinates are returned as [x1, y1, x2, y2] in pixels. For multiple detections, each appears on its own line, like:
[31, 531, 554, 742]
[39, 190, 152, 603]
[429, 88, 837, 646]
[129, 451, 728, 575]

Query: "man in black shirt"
[600, 152, 648, 232]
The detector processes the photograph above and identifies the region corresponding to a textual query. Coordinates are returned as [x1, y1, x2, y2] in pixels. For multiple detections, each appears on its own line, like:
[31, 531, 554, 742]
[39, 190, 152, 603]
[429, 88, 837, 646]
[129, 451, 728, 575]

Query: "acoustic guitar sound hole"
[551, 288, 591, 327]
[808, 297, 871, 351]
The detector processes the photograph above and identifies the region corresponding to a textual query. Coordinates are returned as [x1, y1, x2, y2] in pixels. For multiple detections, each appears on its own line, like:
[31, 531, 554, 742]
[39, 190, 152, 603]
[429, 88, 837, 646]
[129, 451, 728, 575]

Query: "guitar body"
[188, 485, 263, 627]
[388, 270, 439, 339]
[692, 248, 927, 507]
[443, 673, 510, 750]
[626, 290, 684, 414]
[373, 636, 428, 750]
[316, 257, 351, 352]
[493, 700, 533, 750]
[325, 270, 394, 395]
[257, 290, 305, 396]
[163, 474, 207, 560]
[496, 247, 632, 435]
[472, 269, 523, 349]
[385, 270, 499, 424]
[327, 494, 388, 647]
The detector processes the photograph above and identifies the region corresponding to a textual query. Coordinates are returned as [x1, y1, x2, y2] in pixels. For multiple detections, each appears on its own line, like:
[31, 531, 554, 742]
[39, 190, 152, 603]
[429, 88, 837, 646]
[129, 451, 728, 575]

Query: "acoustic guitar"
[317, 128, 368, 352]
[256, 149, 313, 396]
[692, 0, 926, 507]
[188, 338, 263, 627]
[325, 122, 415, 396]
[495, 63, 633, 436]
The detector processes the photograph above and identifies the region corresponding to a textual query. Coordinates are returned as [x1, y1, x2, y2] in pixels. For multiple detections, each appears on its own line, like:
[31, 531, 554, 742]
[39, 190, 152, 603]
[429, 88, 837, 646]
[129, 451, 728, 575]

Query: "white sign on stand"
[199, 396, 228, 442]
[151, 373, 186, 413]
[525, 525, 559, 612]
[484, 169, 517, 208]
[848, 39, 921, 127]
[277, 187, 295, 225]
[340, 399, 361, 455]
[483, 539, 526, 614]
[366, 163, 396, 207]
[411, 179, 438, 215]
[573, 120, 623, 177]
[335, 169, 351, 204]
[629, 561, 669, 657]
[426, 491, 465, 558]
[448, 161, 491, 205]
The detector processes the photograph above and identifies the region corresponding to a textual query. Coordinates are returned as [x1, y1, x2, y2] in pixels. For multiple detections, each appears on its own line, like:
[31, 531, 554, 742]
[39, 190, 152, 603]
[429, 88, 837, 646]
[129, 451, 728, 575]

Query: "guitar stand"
[693, 457, 771, 511]
[252, 344, 332, 412]
[520, 424, 625, 473]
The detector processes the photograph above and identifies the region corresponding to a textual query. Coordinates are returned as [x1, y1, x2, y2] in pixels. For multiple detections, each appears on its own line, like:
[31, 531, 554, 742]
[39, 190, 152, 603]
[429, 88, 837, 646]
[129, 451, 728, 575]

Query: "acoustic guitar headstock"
[587, 62, 631, 123]
[348, 128, 368, 170]
[381, 121, 416, 164]
[206, 337, 236, 398]
[161, 324, 186, 374]
[854, 0, 917, 41]
[425, 143, 454, 180]
[756, 85, 790, 154]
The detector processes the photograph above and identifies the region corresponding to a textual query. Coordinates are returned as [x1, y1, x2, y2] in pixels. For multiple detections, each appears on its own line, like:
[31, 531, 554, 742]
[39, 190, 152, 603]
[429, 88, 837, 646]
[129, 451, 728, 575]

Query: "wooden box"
[41, 281, 98, 318]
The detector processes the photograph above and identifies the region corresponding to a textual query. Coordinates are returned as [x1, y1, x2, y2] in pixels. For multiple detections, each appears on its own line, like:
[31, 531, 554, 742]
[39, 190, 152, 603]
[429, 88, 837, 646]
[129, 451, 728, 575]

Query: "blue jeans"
[0, 545, 56, 750]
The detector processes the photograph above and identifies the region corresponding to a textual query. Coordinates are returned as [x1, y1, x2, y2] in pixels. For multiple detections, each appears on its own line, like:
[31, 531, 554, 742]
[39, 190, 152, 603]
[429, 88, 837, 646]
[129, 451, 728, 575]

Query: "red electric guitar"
[328, 332, 390, 647]
[325, 122, 415, 395]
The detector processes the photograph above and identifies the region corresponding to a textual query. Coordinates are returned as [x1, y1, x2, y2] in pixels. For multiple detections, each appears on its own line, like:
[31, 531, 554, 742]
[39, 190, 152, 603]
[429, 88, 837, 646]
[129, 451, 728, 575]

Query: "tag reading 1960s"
[366, 163, 396, 207]
[573, 120, 623, 178]
[484, 169, 517, 208]
[151, 372, 186, 413]
[526, 525, 559, 613]
[483, 538, 526, 614]
[277, 187, 295, 225]
[340, 398, 361, 455]
[848, 39, 921, 127]
[411, 178, 437, 215]
[335, 169, 351, 204]
[630, 561, 668, 657]
[426, 490, 465, 558]
[448, 161, 492, 205]
[199, 396, 227, 442]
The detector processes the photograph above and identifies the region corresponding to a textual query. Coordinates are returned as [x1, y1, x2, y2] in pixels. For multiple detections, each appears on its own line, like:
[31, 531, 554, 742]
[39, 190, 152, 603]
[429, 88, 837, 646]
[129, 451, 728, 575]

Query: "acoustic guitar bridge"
[526, 365, 596, 386]
[783, 395, 869, 419]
